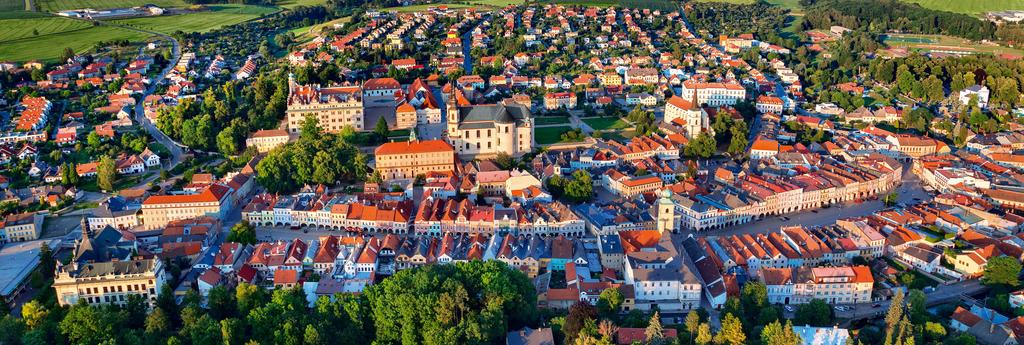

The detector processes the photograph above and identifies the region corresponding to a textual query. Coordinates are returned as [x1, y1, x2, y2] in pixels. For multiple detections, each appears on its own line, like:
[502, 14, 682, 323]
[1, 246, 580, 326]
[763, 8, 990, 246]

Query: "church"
[445, 89, 534, 159]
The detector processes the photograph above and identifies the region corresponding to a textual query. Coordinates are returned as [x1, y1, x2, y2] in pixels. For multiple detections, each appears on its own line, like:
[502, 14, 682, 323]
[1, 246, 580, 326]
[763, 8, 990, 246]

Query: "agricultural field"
[0, 0, 25, 11]
[276, 0, 326, 9]
[902, 0, 1024, 16]
[113, 4, 278, 34]
[882, 33, 1024, 56]
[0, 24, 151, 62]
[36, 0, 186, 12]
[582, 117, 629, 130]
[0, 15, 91, 43]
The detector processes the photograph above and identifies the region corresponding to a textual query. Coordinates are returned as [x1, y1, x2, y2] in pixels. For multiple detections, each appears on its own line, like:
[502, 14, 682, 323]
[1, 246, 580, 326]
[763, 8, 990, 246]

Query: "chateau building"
[286, 77, 364, 133]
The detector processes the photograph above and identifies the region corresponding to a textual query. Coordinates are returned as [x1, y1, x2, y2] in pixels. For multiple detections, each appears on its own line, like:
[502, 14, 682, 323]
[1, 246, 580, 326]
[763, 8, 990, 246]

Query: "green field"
[903, 0, 1024, 15]
[535, 126, 575, 145]
[0, 0, 25, 11]
[37, 0, 186, 12]
[0, 24, 151, 62]
[277, 0, 326, 9]
[468, 0, 526, 6]
[113, 4, 278, 34]
[0, 16, 91, 43]
[582, 117, 629, 130]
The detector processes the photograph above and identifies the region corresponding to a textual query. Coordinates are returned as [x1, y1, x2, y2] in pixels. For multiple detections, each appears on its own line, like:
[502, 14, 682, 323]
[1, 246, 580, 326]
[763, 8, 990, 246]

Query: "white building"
[959, 85, 990, 109]
[792, 325, 850, 345]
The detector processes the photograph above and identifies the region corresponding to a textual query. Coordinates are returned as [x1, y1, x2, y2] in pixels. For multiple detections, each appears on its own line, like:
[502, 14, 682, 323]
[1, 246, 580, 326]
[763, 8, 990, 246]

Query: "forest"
[801, 0, 997, 41]
[0, 260, 536, 345]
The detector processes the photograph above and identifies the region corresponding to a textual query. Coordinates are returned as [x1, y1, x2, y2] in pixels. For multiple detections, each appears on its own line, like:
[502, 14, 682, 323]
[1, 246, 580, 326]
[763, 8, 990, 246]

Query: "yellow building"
[374, 139, 456, 180]
[140, 185, 231, 230]
[286, 78, 364, 133]
[52, 223, 166, 307]
[1, 212, 43, 243]
[245, 129, 291, 153]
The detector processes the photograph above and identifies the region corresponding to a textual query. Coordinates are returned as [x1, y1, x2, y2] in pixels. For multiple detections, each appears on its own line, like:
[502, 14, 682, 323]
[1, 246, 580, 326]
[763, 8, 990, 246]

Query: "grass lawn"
[535, 116, 570, 126]
[37, 0, 187, 12]
[276, 0, 326, 9]
[903, 0, 1024, 16]
[113, 4, 279, 34]
[0, 16, 92, 43]
[582, 117, 629, 130]
[534, 126, 574, 145]
[0, 23, 152, 62]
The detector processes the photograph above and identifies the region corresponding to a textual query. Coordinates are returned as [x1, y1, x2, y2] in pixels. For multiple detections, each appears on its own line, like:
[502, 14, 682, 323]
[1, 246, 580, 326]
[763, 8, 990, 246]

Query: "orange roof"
[396, 102, 416, 113]
[143, 184, 230, 205]
[274, 269, 299, 284]
[751, 138, 780, 152]
[375, 139, 454, 156]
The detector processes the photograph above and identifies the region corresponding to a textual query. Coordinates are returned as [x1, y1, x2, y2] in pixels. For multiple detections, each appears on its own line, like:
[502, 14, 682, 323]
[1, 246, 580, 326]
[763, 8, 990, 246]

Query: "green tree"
[686, 132, 717, 158]
[760, 320, 801, 345]
[596, 287, 624, 316]
[97, 155, 117, 191]
[983, 256, 1022, 287]
[373, 116, 390, 142]
[685, 310, 700, 345]
[793, 299, 833, 327]
[145, 307, 172, 336]
[21, 300, 48, 330]
[39, 242, 55, 278]
[564, 170, 594, 203]
[695, 323, 712, 345]
[87, 132, 102, 148]
[61, 302, 123, 345]
[226, 221, 257, 245]
[907, 289, 927, 325]
[645, 312, 664, 344]
[713, 313, 745, 345]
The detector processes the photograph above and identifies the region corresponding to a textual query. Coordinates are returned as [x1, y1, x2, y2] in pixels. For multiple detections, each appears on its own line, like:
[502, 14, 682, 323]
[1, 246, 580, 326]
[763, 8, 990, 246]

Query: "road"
[109, 23, 186, 170]
[836, 279, 988, 324]
[460, 14, 491, 74]
[687, 166, 930, 237]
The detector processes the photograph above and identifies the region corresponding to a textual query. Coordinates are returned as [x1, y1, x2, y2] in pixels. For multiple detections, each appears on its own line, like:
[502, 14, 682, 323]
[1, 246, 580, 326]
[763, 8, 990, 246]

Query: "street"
[836, 279, 988, 324]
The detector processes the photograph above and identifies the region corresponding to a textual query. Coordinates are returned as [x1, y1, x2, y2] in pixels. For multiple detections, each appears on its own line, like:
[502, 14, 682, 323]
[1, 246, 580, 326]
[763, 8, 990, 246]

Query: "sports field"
[903, 0, 1024, 15]
[37, 0, 187, 12]
[113, 4, 278, 34]
[882, 34, 1024, 56]
[0, 23, 151, 62]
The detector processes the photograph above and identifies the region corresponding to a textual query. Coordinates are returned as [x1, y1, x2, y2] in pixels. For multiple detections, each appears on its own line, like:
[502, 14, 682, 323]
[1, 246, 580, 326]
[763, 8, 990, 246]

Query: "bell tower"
[657, 189, 675, 234]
